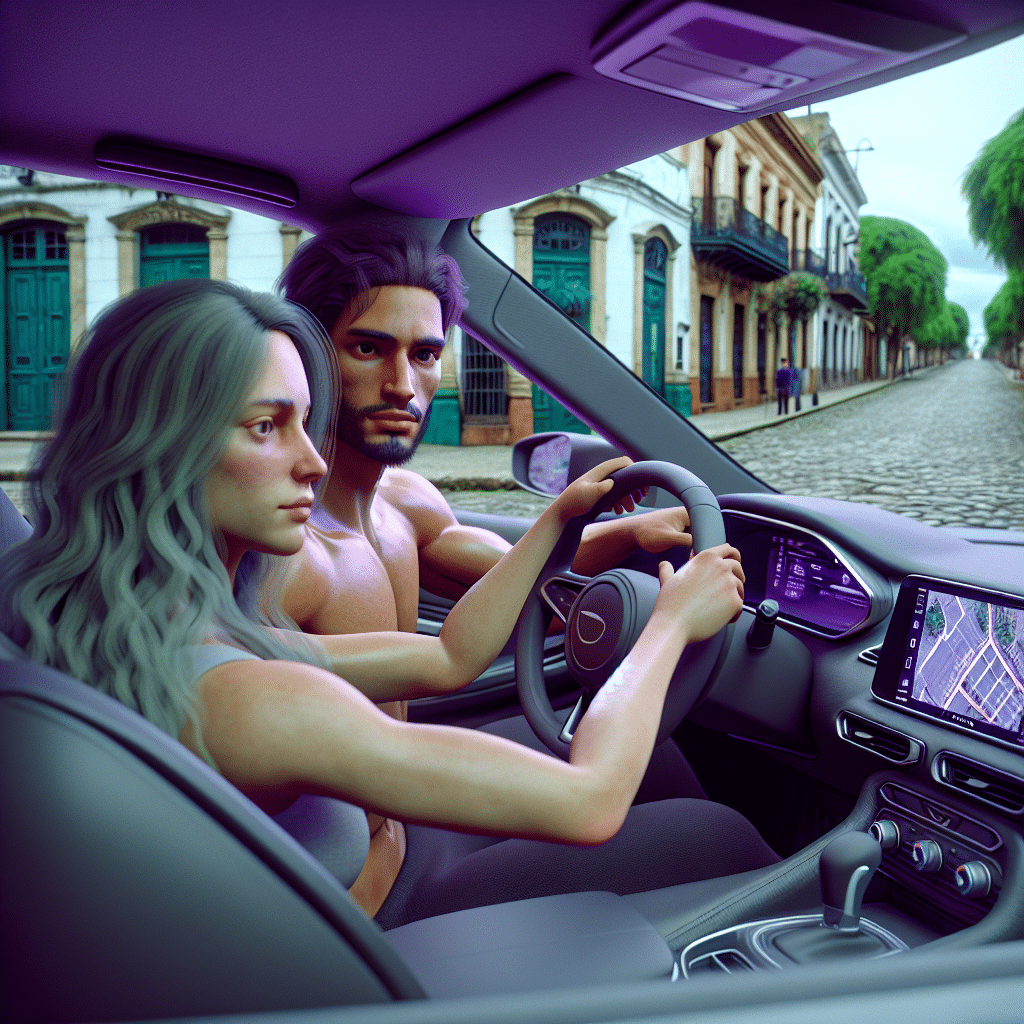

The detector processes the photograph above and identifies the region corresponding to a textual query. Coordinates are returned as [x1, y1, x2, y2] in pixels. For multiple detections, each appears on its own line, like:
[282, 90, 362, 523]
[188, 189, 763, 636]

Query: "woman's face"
[206, 330, 327, 573]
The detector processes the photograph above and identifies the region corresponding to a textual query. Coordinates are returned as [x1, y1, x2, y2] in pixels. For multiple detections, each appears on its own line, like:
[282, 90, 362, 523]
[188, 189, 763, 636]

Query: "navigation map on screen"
[898, 587, 1024, 738]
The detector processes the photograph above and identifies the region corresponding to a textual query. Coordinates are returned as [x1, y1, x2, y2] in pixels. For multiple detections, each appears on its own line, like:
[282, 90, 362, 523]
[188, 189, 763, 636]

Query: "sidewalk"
[0, 374, 895, 489]
[408, 374, 894, 487]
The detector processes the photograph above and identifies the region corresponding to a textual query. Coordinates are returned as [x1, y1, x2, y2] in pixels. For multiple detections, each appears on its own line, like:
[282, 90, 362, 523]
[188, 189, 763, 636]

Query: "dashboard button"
[869, 819, 901, 851]
[911, 840, 942, 873]
[954, 861, 992, 898]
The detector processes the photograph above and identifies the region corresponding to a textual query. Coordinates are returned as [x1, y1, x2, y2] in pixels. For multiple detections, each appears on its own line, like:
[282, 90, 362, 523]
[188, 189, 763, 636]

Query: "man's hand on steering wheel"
[545, 456, 633, 523]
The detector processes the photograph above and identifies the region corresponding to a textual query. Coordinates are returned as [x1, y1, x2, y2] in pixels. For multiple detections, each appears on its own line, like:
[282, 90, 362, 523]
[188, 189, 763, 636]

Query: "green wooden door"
[139, 223, 209, 286]
[3, 227, 70, 429]
[641, 238, 667, 394]
[531, 214, 591, 435]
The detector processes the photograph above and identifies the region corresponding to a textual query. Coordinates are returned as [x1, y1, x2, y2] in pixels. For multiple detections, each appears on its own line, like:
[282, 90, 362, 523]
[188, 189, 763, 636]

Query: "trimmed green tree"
[859, 216, 947, 377]
[963, 108, 1024, 273]
[948, 302, 970, 354]
[917, 301, 970, 363]
[982, 272, 1024, 362]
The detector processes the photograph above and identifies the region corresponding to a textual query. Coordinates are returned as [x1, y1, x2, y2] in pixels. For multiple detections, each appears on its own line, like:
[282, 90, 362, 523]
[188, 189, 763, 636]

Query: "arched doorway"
[139, 223, 210, 286]
[641, 237, 667, 395]
[531, 213, 591, 434]
[2, 223, 70, 429]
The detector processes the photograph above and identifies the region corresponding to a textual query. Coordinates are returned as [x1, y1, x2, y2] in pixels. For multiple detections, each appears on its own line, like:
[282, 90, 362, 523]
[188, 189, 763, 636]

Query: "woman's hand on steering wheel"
[653, 545, 745, 644]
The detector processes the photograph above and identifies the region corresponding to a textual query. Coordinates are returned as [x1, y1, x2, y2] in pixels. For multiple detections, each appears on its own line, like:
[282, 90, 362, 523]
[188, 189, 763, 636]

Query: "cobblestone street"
[442, 361, 1024, 530]
[718, 359, 1024, 530]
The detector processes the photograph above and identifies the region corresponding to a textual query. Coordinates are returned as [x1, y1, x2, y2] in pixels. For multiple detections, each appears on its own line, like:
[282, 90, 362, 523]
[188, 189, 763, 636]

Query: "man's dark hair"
[278, 226, 467, 336]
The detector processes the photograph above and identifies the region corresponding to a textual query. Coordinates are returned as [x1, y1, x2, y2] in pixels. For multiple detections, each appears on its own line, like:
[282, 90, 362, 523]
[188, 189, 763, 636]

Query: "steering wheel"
[515, 460, 730, 759]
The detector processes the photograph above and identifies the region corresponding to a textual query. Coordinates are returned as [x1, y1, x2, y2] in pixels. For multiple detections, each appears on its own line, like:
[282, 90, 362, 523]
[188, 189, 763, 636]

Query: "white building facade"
[451, 152, 693, 445]
[0, 166, 300, 431]
[2, 159, 692, 445]
[788, 114, 875, 387]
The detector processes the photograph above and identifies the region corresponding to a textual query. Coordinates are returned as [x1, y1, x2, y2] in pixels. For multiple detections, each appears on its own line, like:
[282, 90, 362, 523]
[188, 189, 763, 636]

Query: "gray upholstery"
[0, 486, 423, 1020]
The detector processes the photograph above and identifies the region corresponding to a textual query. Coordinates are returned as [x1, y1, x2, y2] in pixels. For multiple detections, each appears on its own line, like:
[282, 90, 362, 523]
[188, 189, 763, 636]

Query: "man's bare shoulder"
[273, 525, 337, 625]
[377, 468, 458, 542]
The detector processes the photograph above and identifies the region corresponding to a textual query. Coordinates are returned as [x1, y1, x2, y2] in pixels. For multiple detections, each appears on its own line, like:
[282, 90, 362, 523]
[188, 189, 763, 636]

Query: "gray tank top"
[192, 643, 370, 889]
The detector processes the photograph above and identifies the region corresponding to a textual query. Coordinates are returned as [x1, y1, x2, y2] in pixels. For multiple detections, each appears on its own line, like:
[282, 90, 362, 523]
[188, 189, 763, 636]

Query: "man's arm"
[291, 459, 632, 701]
[387, 469, 692, 598]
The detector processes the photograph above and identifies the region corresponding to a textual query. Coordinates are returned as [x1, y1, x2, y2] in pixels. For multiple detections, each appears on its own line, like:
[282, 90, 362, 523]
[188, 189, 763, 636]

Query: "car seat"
[0, 487, 424, 1022]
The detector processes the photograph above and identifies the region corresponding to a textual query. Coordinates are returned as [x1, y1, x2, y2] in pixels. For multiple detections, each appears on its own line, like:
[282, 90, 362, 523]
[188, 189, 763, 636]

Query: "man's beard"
[336, 399, 432, 467]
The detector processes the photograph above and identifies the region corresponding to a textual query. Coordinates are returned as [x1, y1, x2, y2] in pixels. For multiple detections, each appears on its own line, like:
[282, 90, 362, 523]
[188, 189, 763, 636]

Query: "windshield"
[2, 40, 1020, 533]
[456, 35, 1023, 532]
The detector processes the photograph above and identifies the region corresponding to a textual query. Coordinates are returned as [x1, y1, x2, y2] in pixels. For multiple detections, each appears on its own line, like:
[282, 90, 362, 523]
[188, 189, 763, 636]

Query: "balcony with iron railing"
[792, 248, 827, 277]
[792, 249, 869, 312]
[827, 268, 869, 311]
[691, 197, 789, 282]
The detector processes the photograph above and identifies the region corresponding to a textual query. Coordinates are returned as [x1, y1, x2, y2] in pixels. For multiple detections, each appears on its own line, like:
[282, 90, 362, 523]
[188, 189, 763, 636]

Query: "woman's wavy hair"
[278, 226, 467, 336]
[0, 278, 338, 738]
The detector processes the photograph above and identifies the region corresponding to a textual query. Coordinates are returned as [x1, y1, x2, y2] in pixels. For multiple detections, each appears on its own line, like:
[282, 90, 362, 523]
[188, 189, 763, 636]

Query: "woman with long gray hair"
[0, 277, 771, 924]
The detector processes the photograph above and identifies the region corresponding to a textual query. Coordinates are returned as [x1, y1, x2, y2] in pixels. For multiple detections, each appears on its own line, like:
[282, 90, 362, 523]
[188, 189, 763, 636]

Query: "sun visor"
[591, 0, 965, 112]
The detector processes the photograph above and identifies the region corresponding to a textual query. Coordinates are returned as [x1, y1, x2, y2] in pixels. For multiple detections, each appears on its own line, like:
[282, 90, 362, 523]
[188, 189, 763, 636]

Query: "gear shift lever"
[820, 832, 882, 933]
[680, 830, 906, 973]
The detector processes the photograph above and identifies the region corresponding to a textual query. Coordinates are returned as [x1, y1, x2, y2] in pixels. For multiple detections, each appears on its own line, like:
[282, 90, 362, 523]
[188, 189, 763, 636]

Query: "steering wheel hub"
[566, 573, 656, 689]
[517, 460, 729, 759]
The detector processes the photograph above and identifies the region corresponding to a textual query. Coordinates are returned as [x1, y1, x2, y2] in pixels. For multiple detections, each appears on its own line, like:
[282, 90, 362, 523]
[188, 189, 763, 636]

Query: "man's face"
[330, 286, 445, 466]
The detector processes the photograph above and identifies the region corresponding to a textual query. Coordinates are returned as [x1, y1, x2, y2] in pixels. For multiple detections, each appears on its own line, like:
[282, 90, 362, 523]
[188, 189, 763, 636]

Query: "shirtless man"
[276, 228, 704, 916]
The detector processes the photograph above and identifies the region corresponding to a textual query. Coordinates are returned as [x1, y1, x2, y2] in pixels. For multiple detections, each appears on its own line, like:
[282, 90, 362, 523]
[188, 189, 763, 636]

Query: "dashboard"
[718, 493, 1024, 940]
[724, 509, 890, 638]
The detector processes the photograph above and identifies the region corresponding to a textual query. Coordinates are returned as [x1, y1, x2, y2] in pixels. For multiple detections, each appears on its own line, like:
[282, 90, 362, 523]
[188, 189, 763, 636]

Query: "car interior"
[2, 2, 1023, 1022]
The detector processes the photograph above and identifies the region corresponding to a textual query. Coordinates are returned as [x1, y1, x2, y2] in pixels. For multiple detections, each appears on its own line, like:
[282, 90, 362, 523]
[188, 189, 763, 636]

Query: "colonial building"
[788, 113, 874, 386]
[682, 113, 822, 413]
[0, 166, 302, 431]
[438, 152, 693, 445]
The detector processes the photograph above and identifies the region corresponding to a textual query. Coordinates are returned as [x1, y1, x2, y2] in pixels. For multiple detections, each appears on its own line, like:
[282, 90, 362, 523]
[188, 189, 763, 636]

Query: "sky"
[787, 33, 1024, 354]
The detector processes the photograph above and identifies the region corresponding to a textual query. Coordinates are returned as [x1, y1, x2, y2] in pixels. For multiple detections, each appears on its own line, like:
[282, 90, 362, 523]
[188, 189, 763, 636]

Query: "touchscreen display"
[874, 578, 1024, 750]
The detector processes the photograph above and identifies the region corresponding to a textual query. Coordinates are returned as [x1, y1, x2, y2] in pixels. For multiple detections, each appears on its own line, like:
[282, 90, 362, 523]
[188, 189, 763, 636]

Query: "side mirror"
[511, 432, 625, 497]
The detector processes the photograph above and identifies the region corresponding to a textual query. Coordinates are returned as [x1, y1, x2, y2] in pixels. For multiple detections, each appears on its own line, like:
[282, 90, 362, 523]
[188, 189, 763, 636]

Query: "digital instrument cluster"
[724, 511, 888, 638]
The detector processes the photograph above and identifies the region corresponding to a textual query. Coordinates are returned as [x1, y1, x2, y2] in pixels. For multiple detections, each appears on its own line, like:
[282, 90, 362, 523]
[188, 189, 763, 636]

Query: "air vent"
[837, 711, 922, 765]
[933, 753, 1024, 815]
[687, 950, 755, 975]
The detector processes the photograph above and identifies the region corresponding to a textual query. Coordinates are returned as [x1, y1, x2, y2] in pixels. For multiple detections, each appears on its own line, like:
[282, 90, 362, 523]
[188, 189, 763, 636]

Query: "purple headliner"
[1, 0, 1022, 230]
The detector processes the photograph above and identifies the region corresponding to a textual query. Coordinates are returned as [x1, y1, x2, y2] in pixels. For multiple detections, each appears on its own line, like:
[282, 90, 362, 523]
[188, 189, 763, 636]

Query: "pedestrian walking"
[776, 358, 791, 415]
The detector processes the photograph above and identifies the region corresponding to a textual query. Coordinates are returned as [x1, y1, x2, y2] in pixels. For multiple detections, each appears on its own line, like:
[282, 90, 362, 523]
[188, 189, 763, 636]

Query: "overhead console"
[591, 0, 966, 112]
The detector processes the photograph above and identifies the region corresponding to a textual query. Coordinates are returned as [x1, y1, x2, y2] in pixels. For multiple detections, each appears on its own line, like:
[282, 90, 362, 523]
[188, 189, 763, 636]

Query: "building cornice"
[588, 170, 691, 225]
[761, 112, 823, 186]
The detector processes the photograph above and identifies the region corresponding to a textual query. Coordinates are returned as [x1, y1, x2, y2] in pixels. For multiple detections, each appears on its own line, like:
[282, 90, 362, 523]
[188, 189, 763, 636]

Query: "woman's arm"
[299, 457, 634, 702]
[194, 544, 744, 841]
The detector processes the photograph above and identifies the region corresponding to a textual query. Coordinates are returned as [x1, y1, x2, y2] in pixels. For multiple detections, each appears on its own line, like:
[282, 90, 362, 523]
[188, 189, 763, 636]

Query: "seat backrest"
[0, 485, 424, 1022]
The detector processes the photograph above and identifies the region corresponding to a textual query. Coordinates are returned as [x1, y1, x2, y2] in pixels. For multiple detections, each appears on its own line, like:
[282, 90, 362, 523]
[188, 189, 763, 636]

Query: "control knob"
[911, 839, 942, 873]
[869, 819, 901, 852]
[954, 861, 992, 899]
